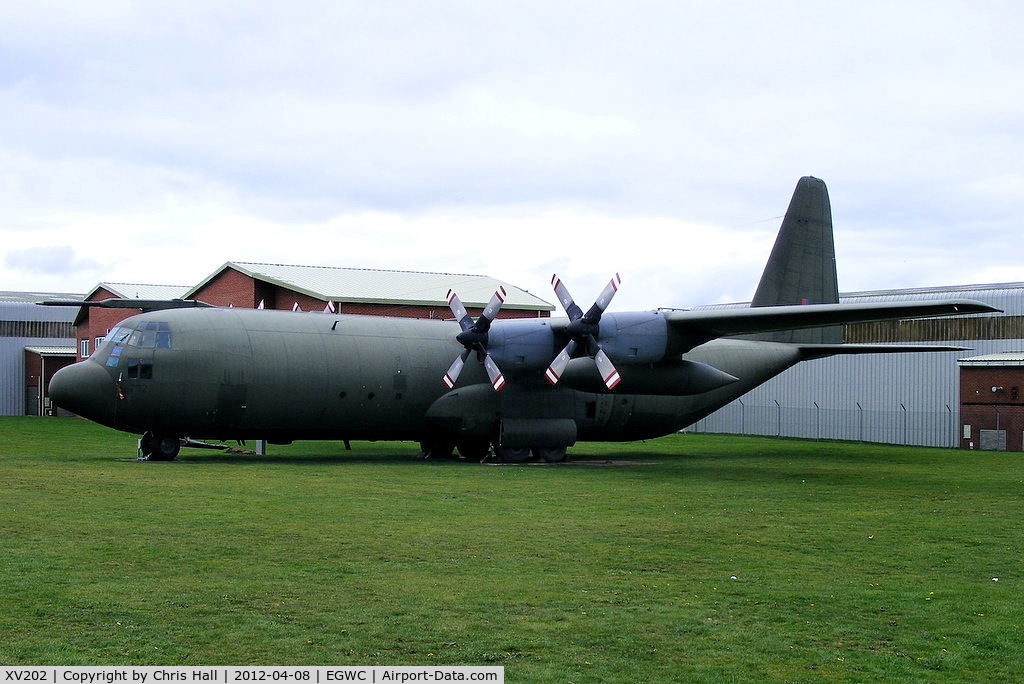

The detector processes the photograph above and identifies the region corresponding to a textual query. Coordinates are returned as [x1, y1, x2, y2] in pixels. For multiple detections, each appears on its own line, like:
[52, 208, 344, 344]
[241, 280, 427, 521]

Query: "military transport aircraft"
[47, 177, 998, 461]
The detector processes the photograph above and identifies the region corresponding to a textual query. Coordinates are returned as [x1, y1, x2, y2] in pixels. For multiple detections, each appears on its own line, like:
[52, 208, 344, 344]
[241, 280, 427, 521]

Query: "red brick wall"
[193, 268, 257, 308]
[960, 367, 1023, 404]
[76, 287, 147, 360]
[194, 267, 551, 319]
[960, 366, 1024, 451]
[274, 287, 327, 312]
[73, 270, 550, 358]
[340, 302, 545, 319]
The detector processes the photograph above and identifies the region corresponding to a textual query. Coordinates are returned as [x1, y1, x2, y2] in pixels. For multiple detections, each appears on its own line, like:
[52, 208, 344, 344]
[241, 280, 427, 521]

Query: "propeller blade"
[546, 274, 624, 388]
[544, 340, 578, 386]
[585, 273, 621, 321]
[446, 290, 474, 333]
[593, 348, 622, 390]
[442, 349, 471, 389]
[483, 354, 506, 391]
[478, 286, 507, 328]
[444, 288, 507, 391]
[551, 274, 584, 321]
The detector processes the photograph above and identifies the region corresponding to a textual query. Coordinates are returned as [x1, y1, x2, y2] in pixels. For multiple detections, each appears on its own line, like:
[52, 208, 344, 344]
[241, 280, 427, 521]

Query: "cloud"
[4, 245, 103, 276]
[0, 1, 1022, 302]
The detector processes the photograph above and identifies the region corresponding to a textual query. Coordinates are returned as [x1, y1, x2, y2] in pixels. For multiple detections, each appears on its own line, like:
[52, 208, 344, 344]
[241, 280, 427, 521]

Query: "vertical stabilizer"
[751, 176, 840, 343]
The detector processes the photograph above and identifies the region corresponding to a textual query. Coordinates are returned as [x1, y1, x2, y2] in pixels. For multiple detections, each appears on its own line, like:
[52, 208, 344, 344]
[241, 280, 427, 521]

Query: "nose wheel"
[139, 431, 181, 461]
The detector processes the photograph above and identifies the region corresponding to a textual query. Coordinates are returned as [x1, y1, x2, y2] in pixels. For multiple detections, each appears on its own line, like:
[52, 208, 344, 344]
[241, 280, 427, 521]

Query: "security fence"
[689, 399, 958, 448]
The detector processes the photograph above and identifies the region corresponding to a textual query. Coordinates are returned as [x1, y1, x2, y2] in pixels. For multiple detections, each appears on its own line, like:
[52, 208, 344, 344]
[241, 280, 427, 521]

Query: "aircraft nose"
[49, 361, 117, 425]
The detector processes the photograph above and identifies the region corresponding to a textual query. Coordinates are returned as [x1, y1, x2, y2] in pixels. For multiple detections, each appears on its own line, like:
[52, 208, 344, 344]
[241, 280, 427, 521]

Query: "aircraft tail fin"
[750, 176, 841, 343]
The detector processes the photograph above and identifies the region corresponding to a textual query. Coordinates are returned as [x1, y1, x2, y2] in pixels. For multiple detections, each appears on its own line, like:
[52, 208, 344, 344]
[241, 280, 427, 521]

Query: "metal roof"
[842, 282, 1024, 297]
[696, 282, 1024, 316]
[1, 291, 84, 304]
[93, 282, 192, 301]
[0, 293, 80, 323]
[958, 351, 1024, 366]
[24, 346, 76, 356]
[840, 282, 1024, 316]
[187, 262, 555, 311]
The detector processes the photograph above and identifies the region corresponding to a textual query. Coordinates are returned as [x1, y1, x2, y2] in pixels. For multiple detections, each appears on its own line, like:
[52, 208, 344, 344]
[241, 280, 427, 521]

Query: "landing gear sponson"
[419, 440, 568, 463]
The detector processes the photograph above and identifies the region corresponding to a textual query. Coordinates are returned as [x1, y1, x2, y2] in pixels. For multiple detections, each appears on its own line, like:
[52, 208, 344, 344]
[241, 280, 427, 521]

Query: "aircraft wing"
[663, 299, 1000, 349]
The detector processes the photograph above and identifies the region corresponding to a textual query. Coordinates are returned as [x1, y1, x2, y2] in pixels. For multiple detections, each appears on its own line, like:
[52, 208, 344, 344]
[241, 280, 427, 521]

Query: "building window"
[80, 338, 90, 359]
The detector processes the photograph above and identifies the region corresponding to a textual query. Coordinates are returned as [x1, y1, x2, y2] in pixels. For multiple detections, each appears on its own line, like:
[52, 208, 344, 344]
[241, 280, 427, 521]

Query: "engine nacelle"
[486, 318, 559, 371]
[559, 358, 738, 395]
[595, 311, 669, 364]
[486, 311, 671, 373]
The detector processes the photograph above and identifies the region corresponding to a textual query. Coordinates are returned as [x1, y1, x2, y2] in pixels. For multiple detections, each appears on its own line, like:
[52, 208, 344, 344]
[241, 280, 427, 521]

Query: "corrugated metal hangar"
[689, 282, 1024, 449]
[1, 291, 80, 416]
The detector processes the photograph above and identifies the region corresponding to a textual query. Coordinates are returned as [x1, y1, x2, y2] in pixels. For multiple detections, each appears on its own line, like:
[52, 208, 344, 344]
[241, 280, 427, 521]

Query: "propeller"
[442, 287, 507, 391]
[545, 274, 622, 389]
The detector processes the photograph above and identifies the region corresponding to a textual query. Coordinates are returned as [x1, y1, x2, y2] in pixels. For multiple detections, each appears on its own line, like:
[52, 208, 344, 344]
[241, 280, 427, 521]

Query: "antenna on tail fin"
[750, 176, 841, 343]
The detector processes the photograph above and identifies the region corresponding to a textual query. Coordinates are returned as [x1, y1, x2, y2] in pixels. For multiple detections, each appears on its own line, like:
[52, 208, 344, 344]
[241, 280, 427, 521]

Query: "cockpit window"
[93, 321, 172, 374]
[106, 327, 132, 345]
[127, 321, 172, 349]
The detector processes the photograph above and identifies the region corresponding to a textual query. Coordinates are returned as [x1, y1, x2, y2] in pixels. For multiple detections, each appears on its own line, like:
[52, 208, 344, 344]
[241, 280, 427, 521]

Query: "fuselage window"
[104, 345, 124, 368]
[126, 358, 153, 380]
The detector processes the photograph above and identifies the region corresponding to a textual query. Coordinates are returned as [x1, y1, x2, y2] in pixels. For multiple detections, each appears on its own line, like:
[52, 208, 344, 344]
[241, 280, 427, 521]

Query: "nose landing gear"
[139, 431, 181, 461]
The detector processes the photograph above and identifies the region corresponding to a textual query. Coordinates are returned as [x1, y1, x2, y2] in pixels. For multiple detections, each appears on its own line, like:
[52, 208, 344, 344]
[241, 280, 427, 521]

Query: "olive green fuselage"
[54, 307, 803, 446]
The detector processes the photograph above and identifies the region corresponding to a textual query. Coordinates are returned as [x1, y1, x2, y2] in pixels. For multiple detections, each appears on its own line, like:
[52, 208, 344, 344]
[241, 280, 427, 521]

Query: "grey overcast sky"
[1, 1, 1021, 311]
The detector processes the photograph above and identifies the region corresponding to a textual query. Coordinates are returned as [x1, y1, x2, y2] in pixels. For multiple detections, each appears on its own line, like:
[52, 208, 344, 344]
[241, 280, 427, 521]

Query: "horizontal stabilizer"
[797, 343, 973, 361]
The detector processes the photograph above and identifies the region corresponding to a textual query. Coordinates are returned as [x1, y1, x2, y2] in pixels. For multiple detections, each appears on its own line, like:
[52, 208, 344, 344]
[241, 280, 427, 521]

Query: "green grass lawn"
[1, 416, 1022, 682]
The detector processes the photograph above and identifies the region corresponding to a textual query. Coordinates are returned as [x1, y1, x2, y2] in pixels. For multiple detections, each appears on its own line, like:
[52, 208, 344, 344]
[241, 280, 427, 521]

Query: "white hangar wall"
[0, 296, 78, 416]
[689, 284, 1024, 447]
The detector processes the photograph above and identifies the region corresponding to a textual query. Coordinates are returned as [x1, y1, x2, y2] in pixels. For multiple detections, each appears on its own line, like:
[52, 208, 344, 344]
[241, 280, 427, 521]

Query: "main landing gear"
[139, 431, 181, 461]
[419, 440, 568, 463]
[493, 446, 568, 463]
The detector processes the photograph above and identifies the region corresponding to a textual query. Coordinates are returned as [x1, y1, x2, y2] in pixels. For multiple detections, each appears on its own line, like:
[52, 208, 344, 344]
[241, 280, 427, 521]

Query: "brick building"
[6, 265, 551, 416]
[69, 264, 552, 363]
[74, 283, 191, 361]
[185, 262, 552, 319]
[959, 352, 1024, 451]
